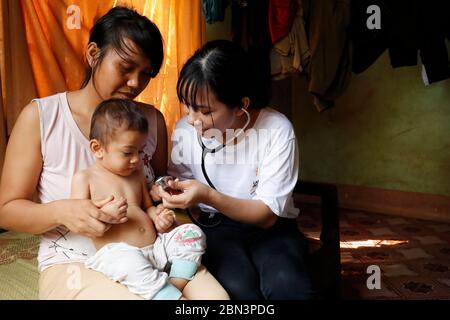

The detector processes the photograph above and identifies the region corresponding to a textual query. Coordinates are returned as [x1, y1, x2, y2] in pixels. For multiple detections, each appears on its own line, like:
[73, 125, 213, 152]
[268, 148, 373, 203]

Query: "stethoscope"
[186, 108, 251, 228]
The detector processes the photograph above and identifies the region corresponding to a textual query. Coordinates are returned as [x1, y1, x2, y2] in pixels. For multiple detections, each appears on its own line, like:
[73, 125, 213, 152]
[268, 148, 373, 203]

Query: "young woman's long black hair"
[176, 40, 265, 110]
[81, 6, 164, 88]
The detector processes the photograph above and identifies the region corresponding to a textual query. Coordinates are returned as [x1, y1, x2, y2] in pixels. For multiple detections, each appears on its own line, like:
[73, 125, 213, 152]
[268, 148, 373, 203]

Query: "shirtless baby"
[70, 99, 205, 300]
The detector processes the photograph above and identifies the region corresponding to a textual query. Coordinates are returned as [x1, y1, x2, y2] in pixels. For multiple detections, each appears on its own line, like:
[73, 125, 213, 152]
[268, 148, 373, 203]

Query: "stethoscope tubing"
[187, 108, 251, 228]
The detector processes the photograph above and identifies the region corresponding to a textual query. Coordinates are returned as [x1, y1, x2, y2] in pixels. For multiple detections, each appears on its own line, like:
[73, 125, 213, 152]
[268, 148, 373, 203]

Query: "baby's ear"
[90, 139, 104, 159]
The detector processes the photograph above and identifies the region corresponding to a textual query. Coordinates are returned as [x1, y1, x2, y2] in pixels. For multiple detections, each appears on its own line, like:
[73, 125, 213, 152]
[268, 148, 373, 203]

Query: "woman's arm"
[160, 179, 278, 229]
[160, 124, 299, 230]
[70, 171, 128, 237]
[0, 102, 125, 236]
[207, 187, 278, 229]
[141, 104, 168, 201]
[0, 102, 59, 234]
[147, 106, 168, 178]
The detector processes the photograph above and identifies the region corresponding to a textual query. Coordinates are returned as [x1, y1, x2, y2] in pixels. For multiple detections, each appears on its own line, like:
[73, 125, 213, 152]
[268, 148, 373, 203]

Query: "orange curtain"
[19, 0, 205, 136]
[0, 0, 37, 174]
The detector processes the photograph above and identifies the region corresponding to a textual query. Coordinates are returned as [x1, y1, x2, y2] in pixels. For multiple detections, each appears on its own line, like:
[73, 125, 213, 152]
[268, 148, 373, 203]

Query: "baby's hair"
[90, 99, 148, 146]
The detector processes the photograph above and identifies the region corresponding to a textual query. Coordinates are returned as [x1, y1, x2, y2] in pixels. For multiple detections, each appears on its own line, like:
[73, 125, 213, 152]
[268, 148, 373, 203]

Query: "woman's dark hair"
[176, 40, 264, 110]
[81, 6, 164, 88]
[90, 99, 148, 146]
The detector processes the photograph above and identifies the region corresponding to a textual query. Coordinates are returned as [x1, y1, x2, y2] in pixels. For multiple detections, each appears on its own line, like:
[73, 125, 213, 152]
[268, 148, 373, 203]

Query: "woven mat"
[0, 231, 40, 300]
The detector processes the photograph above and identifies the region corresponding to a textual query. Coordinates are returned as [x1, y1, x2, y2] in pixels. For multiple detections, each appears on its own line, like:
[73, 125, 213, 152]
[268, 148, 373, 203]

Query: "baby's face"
[100, 128, 147, 176]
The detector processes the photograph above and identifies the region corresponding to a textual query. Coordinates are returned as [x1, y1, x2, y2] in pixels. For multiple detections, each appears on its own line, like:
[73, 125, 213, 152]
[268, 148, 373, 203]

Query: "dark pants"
[197, 214, 313, 300]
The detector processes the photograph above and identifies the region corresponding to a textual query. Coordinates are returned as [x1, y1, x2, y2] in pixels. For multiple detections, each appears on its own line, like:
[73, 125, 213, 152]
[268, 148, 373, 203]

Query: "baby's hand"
[155, 203, 165, 215]
[150, 183, 162, 202]
[100, 196, 128, 221]
[154, 208, 176, 233]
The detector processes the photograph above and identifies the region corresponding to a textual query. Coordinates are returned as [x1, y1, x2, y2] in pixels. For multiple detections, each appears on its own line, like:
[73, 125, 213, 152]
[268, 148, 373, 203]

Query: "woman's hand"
[149, 183, 163, 202]
[159, 179, 212, 209]
[58, 196, 128, 238]
[100, 196, 128, 218]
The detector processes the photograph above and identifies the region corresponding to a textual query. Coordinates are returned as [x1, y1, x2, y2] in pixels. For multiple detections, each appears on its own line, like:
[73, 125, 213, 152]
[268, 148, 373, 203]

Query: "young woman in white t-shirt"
[157, 40, 313, 300]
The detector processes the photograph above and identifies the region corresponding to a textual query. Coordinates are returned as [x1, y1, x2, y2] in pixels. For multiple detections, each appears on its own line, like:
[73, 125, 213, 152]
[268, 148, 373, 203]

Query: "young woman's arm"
[0, 102, 124, 236]
[160, 126, 299, 230]
[160, 179, 278, 229]
[207, 186, 278, 228]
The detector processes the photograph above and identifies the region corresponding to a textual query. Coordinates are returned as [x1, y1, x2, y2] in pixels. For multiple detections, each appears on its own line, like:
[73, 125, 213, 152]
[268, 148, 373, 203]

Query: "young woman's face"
[91, 39, 153, 101]
[184, 88, 240, 139]
[99, 127, 147, 177]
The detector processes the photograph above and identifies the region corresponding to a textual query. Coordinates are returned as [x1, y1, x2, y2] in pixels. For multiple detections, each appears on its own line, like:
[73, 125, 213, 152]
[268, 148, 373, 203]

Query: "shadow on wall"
[275, 49, 450, 197]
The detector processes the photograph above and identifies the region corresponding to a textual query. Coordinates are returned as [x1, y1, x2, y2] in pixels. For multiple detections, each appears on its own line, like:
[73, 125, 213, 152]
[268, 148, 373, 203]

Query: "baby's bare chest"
[89, 174, 143, 205]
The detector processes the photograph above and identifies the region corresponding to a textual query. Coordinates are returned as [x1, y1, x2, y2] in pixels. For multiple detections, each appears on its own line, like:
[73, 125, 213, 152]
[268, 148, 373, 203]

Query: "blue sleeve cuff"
[169, 259, 198, 280]
[153, 282, 182, 300]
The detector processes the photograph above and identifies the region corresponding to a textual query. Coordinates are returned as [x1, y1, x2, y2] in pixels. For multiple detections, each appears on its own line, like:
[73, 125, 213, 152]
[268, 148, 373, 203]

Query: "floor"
[298, 204, 450, 299]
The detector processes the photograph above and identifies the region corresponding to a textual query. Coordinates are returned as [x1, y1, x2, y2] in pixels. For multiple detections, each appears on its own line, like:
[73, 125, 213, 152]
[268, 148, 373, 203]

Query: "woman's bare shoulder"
[136, 102, 164, 119]
[18, 101, 39, 122]
[10, 101, 40, 136]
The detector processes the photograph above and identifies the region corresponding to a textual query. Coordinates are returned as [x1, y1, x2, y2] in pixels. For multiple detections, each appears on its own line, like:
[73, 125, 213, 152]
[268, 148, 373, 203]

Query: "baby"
[70, 99, 205, 300]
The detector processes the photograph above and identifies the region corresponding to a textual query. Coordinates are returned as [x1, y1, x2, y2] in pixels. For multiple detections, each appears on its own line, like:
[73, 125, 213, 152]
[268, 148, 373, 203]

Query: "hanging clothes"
[202, 0, 228, 24]
[270, 0, 310, 80]
[303, 0, 352, 112]
[268, 0, 298, 44]
[390, 0, 450, 84]
[231, 0, 272, 107]
[387, 1, 420, 68]
[349, 0, 391, 74]
[350, 0, 450, 84]
[418, 1, 450, 84]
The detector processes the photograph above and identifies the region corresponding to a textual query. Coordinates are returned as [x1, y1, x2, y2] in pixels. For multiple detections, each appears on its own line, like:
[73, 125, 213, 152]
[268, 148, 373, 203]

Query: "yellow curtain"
[19, 0, 205, 137]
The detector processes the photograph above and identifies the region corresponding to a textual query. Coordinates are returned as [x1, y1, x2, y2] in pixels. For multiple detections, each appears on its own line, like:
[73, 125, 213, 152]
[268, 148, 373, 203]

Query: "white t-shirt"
[168, 107, 300, 218]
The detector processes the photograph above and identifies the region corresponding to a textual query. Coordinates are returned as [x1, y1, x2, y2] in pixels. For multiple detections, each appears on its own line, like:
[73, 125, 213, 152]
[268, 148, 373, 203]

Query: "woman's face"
[90, 39, 153, 101]
[184, 88, 240, 139]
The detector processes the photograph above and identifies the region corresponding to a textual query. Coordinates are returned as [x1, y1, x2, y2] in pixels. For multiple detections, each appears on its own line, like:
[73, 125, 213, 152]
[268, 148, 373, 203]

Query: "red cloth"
[269, 0, 299, 44]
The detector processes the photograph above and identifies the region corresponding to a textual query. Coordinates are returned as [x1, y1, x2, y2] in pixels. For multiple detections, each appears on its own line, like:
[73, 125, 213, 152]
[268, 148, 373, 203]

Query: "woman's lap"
[39, 262, 229, 300]
[201, 230, 263, 299]
[249, 219, 313, 299]
[39, 263, 141, 300]
[182, 265, 229, 299]
[201, 217, 313, 300]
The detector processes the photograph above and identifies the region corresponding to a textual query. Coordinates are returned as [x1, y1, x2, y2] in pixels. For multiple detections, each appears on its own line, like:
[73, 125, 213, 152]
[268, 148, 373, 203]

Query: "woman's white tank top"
[35, 92, 157, 271]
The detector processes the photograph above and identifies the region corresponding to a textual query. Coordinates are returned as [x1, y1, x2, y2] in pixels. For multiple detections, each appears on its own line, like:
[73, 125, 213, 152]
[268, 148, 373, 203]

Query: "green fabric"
[0, 231, 40, 300]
